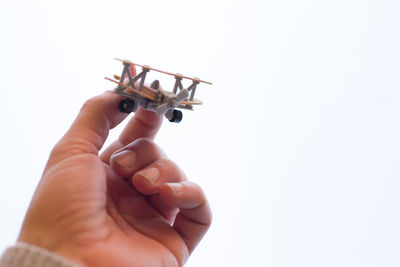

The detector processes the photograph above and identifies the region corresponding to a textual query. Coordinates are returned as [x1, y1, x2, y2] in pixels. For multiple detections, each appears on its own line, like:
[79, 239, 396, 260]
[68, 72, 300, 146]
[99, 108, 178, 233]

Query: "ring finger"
[132, 158, 187, 222]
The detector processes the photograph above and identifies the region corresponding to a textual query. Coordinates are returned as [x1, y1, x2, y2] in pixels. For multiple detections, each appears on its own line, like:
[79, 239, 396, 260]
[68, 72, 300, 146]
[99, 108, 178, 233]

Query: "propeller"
[155, 89, 189, 115]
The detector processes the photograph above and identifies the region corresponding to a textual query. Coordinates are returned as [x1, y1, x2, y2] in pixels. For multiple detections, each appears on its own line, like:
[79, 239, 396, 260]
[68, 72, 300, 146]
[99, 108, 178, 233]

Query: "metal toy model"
[106, 58, 212, 123]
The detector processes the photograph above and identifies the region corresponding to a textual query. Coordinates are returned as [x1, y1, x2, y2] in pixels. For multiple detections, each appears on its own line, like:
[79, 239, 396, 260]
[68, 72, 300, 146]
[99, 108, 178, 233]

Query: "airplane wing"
[114, 58, 212, 85]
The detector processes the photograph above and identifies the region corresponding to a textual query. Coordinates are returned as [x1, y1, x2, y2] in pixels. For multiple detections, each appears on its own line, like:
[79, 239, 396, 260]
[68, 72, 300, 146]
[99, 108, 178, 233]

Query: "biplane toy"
[105, 58, 212, 123]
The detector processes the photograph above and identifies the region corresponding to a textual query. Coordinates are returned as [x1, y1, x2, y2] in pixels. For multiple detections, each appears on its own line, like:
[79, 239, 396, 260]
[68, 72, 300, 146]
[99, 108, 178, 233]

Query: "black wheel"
[168, 110, 183, 123]
[119, 98, 136, 113]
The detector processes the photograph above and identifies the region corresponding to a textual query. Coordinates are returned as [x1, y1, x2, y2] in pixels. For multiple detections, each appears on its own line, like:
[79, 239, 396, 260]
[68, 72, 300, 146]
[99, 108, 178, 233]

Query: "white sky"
[1, 0, 400, 266]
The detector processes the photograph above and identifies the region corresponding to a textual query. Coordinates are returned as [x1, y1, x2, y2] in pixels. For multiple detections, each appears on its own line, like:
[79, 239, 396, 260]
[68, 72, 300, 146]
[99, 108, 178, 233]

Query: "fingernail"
[138, 168, 160, 184]
[113, 150, 137, 171]
[167, 183, 184, 194]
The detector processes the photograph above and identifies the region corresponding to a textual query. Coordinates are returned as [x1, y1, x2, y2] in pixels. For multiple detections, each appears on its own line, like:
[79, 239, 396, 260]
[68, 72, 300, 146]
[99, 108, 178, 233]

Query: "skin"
[18, 91, 212, 267]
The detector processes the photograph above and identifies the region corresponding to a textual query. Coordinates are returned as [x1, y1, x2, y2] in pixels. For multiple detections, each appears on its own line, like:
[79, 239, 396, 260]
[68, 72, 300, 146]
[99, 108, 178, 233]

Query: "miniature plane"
[105, 58, 212, 123]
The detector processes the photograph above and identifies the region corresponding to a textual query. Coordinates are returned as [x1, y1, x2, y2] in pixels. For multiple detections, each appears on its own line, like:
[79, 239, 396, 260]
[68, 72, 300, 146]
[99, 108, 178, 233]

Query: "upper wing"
[114, 58, 212, 85]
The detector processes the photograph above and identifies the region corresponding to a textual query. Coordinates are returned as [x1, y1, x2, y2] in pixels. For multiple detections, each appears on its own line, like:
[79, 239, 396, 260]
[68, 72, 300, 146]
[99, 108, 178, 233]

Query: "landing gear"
[119, 98, 136, 113]
[168, 109, 183, 123]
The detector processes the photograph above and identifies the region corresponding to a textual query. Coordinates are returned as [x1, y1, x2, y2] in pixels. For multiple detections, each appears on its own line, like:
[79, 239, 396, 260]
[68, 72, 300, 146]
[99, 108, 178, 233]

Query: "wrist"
[18, 232, 87, 267]
[0, 242, 82, 267]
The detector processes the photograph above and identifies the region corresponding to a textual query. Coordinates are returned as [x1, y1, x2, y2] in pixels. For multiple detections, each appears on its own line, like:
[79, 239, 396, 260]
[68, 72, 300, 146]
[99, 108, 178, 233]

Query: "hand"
[18, 91, 212, 267]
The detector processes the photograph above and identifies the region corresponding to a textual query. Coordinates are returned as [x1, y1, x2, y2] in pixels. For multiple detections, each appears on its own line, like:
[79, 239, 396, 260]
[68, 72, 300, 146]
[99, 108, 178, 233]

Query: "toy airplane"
[105, 58, 212, 123]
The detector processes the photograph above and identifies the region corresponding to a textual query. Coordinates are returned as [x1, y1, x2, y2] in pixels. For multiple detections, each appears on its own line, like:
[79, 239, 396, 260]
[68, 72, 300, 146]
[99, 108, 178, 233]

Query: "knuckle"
[80, 97, 97, 112]
[50, 138, 74, 158]
[155, 158, 176, 168]
[185, 180, 201, 190]
[154, 158, 186, 180]
[50, 137, 96, 159]
[186, 181, 208, 201]
[80, 93, 108, 113]
[133, 137, 164, 157]
[134, 137, 155, 147]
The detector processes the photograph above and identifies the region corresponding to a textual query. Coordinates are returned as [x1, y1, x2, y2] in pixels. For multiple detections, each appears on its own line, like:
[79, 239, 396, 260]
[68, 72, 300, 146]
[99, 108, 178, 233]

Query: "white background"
[1, 0, 400, 266]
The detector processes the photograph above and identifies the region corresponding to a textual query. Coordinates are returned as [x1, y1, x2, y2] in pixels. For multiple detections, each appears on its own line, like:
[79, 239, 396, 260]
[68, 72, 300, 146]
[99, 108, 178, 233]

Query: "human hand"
[18, 91, 212, 267]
